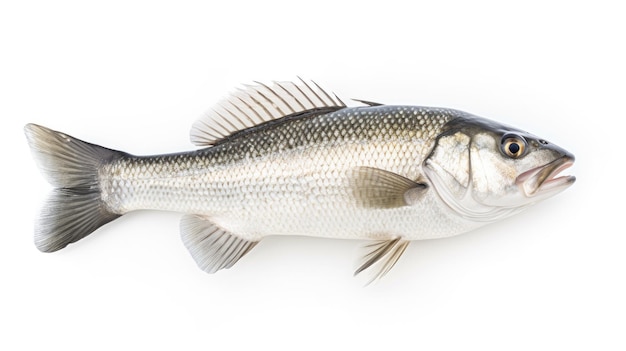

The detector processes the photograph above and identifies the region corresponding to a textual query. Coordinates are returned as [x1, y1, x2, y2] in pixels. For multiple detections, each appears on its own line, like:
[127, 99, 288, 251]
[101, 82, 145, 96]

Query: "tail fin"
[24, 124, 126, 252]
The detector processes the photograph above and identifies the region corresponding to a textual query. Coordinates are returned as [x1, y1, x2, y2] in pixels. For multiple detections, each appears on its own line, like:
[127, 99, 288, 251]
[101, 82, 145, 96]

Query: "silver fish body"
[103, 106, 466, 241]
[25, 80, 575, 280]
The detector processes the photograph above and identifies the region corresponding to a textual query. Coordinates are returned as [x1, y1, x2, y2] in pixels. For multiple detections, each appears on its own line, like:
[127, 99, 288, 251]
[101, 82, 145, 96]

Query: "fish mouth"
[516, 155, 576, 197]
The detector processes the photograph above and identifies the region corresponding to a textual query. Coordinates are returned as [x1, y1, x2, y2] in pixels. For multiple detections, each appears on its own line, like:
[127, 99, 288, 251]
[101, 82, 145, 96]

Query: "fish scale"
[100, 106, 454, 241]
[24, 79, 575, 281]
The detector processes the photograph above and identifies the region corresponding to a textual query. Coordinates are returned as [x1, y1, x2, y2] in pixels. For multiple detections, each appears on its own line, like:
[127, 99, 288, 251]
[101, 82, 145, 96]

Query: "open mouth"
[516, 155, 576, 196]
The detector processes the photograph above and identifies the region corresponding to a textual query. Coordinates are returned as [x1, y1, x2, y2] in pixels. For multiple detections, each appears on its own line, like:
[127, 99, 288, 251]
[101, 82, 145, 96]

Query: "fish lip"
[516, 155, 576, 196]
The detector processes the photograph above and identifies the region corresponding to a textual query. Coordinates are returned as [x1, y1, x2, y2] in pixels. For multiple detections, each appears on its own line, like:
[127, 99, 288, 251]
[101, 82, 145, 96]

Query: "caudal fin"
[24, 124, 126, 252]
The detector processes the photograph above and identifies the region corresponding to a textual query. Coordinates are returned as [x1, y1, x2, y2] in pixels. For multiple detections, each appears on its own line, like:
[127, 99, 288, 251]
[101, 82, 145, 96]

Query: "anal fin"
[180, 215, 259, 274]
[355, 238, 410, 284]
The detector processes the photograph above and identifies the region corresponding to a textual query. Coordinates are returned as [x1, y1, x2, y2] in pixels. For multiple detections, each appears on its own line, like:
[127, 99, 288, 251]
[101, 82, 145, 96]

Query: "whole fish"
[24, 79, 575, 281]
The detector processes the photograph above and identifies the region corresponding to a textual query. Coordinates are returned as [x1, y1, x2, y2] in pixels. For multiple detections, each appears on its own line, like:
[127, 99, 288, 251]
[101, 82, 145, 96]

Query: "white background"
[1, 1, 623, 350]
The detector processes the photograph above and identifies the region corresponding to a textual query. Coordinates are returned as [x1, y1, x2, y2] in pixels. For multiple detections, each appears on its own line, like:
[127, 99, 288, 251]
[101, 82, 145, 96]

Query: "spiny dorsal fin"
[180, 214, 259, 274]
[352, 98, 383, 106]
[191, 78, 346, 146]
[354, 238, 410, 284]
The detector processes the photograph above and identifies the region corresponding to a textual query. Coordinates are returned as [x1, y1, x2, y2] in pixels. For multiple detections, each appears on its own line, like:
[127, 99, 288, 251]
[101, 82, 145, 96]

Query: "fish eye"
[501, 134, 526, 158]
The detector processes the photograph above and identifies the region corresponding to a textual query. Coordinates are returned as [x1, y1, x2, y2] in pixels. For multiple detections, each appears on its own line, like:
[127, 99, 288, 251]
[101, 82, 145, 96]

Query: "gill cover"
[424, 121, 531, 223]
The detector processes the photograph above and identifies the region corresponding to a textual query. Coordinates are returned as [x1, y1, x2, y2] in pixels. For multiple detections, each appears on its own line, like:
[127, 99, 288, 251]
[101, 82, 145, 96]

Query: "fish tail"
[24, 124, 125, 252]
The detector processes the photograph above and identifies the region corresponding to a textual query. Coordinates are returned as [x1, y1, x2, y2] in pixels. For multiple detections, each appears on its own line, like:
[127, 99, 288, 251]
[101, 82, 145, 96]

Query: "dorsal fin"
[191, 78, 346, 146]
[352, 98, 383, 106]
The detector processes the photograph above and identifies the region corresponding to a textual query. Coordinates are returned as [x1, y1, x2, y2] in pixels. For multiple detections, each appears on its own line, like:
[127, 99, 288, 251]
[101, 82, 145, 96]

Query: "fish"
[24, 79, 576, 281]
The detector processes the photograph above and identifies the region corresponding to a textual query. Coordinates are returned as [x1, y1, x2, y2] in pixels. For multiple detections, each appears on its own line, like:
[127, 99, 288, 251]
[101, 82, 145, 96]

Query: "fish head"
[424, 114, 575, 222]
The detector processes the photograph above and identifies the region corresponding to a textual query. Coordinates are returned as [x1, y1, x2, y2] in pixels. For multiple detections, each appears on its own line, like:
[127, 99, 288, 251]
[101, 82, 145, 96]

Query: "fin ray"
[24, 124, 125, 252]
[355, 238, 410, 284]
[180, 215, 259, 273]
[190, 79, 346, 146]
[37, 189, 120, 252]
[351, 167, 428, 208]
[352, 98, 383, 106]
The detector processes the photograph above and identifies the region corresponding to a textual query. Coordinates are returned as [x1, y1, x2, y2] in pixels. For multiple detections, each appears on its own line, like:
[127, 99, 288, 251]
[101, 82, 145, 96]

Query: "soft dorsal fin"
[191, 78, 347, 146]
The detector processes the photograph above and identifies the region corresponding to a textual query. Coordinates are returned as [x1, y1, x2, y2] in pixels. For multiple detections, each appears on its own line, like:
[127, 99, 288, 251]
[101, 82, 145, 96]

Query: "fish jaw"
[516, 155, 576, 198]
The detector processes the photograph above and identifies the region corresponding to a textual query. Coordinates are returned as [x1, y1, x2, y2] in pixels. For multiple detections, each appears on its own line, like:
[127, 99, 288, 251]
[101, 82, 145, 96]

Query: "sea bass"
[24, 79, 575, 280]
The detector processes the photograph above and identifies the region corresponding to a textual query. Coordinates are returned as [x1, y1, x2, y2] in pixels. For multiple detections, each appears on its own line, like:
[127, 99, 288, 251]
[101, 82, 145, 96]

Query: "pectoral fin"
[180, 215, 259, 273]
[351, 167, 428, 208]
[355, 238, 410, 284]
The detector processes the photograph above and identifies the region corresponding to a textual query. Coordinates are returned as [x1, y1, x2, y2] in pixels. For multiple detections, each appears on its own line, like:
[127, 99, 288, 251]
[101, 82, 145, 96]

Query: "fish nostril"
[539, 139, 549, 145]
